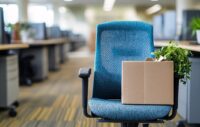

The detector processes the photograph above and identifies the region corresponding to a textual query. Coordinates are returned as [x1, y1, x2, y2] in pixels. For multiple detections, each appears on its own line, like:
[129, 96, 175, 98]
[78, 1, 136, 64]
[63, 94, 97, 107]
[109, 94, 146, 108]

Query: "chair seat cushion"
[89, 98, 172, 121]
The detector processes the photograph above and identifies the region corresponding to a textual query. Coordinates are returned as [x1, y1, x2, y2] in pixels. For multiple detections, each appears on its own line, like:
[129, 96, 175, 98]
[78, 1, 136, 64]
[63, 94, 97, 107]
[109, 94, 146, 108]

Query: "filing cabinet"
[0, 54, 19, 116]
[178, 57, 200, 124]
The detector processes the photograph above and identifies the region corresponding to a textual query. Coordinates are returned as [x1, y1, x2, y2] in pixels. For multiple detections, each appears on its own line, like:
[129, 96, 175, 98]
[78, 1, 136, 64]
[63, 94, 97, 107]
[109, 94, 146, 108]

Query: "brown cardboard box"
[122, 60, 174, 105]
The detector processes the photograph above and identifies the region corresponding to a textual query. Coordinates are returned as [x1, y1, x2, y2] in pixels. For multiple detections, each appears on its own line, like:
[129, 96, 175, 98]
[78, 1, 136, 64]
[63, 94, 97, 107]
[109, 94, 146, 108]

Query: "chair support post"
[121, 123, 139, 127]
[79, 68, 95, 118]
[82, 78, 89, 116]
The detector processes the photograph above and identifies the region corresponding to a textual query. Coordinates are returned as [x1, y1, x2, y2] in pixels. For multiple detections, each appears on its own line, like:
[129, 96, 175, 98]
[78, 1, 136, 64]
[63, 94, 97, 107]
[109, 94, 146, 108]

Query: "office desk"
[154, 41, 200, 52]
[18, 38, 69, 81]
[0, 44, 29, 51]
[25, 38, 69, 70]
[155, 40, 200, 124]
[21, 38, 67, 46]
[0, 44, 28, 113]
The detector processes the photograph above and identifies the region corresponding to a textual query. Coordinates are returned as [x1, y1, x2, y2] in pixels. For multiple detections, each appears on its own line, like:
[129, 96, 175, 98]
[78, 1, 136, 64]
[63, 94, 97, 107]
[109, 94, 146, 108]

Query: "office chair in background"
[19, 55, 35, 85]
[79, 21, 180, 127]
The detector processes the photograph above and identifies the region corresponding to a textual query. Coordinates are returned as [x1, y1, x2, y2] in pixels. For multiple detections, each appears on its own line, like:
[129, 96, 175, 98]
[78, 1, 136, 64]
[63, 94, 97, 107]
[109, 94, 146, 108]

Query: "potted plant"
[190, 17, 200, 44]
[19, 22, 31, 42]
[153, 41, 192, 84]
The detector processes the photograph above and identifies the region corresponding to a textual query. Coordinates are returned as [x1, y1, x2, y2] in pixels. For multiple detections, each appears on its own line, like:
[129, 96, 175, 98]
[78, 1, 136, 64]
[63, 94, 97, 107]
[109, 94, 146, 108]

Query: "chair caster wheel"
[8, 107, 17, 117]
[25, 79, 32, 86]
[177, 121, 186, 127]
[13, 101, 19, 107]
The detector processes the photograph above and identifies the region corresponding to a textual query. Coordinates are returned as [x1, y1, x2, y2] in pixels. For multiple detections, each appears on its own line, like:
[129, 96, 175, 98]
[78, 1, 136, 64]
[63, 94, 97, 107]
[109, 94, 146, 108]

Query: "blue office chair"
[79, 21, 180, 127]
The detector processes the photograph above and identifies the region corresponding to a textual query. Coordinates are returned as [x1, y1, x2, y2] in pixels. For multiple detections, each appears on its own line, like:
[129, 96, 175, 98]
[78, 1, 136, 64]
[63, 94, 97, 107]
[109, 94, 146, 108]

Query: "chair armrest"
[79, 68, 91, 78]
[78, 68, 94, 118]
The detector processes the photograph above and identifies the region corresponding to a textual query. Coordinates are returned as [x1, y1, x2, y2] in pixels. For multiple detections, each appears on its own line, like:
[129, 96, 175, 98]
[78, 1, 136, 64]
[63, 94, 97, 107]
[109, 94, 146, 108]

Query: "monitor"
[181, 10, 200, 41]
[163, 11, 176, 40]
[29, 23, 47, 40]
[47, 26, 62, 39]
[0, 7, 5, 44]
[153, 14, 163, 40]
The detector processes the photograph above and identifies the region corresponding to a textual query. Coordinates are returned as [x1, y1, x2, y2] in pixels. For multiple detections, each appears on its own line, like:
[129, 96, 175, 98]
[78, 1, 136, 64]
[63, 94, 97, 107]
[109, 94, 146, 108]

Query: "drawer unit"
[0, 55, 19, 107]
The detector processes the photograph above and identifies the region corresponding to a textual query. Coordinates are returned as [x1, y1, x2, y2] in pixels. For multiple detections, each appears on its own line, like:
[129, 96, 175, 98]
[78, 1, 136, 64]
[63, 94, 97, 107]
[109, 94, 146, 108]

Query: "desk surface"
[0, 44, 29, 51]
[154, 41, 200, 52]
[14, 38, 69, 46]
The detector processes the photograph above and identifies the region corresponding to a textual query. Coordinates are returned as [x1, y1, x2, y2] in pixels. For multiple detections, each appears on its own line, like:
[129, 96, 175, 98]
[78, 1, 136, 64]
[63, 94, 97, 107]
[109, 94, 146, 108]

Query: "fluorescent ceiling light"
[151, 0, 159, 1]
[64, 0, 72, 2]
[103, 0, 116, 12]
[146, 4, 162, 15]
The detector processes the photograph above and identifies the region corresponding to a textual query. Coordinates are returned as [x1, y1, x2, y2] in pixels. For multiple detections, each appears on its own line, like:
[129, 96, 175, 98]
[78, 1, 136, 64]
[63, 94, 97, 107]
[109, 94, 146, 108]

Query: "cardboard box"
[122, 60, 174, 105]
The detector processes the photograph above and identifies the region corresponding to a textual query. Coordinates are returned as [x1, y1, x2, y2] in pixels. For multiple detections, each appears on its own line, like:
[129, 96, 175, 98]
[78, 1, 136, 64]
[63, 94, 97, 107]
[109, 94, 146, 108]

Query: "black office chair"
[19, 55, 35, 85]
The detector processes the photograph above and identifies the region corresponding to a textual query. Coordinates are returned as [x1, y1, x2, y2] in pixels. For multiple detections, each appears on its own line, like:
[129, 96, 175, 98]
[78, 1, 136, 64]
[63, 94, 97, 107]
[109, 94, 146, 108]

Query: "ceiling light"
[59, 7, 67, 13]
[103, 0, 116, 12]
[151, 0, 159, 1]
[146, 4, 162, 15]
[64, 0, 72, 1]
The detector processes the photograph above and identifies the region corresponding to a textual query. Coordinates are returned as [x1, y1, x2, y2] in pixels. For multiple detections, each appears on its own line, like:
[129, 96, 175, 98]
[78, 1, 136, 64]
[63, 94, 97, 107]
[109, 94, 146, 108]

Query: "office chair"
[79, 21, 180, 127]
[19, 55, 35, 85]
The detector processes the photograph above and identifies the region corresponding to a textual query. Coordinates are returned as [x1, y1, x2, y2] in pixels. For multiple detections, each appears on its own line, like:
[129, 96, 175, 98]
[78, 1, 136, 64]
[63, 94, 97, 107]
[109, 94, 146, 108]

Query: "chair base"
[98, 118, 163, 123]
[121, 123, 139, 127]
[121, 123, 149, 127]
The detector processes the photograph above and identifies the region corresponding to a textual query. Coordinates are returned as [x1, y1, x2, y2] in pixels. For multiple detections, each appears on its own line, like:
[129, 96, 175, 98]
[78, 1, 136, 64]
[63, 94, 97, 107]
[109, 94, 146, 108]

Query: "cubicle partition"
[153, 11, 176, 40]
[178, 57, 200, 124]
[155, 41, 200, 125]
[163, 11, 176, 40]
[29, 23, 47, 40]
[20, 46, 48, 81]
[181, 10, 200, 41]
[47, 27, 69, 64]
[20, 23, 49, 81]
[46, 26, 61, 69]
[153, 14, 163, 40]
[47, 26, 62, 39]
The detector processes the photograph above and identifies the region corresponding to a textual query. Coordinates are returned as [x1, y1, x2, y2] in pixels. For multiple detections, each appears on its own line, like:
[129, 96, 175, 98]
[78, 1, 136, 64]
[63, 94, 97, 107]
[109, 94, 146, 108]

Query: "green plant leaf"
[190, 17, 200, 36]
[152, 41, 192, 84]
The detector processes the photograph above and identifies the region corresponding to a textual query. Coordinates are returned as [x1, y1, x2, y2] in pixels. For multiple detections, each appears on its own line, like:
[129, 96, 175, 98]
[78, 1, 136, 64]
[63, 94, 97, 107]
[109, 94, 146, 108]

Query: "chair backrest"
[92, 21, 154, 99]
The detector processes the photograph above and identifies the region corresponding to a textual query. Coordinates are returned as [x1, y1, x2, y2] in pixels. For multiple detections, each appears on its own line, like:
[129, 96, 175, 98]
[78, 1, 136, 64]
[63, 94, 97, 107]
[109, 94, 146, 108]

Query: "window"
[28, 4, 54, 26]
[0, 4, 19, 24]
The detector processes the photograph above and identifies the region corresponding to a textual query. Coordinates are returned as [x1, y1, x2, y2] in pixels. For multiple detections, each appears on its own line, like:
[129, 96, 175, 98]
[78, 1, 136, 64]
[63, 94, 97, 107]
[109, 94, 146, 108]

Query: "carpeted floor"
[0, 57, 180, 127]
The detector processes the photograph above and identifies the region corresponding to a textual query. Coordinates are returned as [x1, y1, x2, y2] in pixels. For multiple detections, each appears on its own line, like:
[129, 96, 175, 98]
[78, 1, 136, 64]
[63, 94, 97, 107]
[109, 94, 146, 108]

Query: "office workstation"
[18, 37, 70, 81]
[0, 43, 29, 116]
[0, 0, 200, 127]
[154, 40, 200, 125]
[155, 41, 200, 52]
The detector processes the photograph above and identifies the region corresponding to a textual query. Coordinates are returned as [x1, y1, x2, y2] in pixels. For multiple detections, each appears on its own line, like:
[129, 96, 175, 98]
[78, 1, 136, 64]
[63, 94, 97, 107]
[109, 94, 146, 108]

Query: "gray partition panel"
[178, 80, 188, 120]
[178, 57, 200, 124]
[153, 15, 163, 40]
[187, 58, 200, 123]
[163, 11, 176, 40]
[48, 45, 60, 71]
[59, 44, 65, 63]
[21, 47, 48, 81]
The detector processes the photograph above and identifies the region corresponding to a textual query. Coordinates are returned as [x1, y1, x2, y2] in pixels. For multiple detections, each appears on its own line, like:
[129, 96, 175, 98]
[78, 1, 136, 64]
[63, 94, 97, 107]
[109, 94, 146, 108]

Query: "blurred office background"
[0, 0, 200, 127]
[0, 0, 199, 54]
